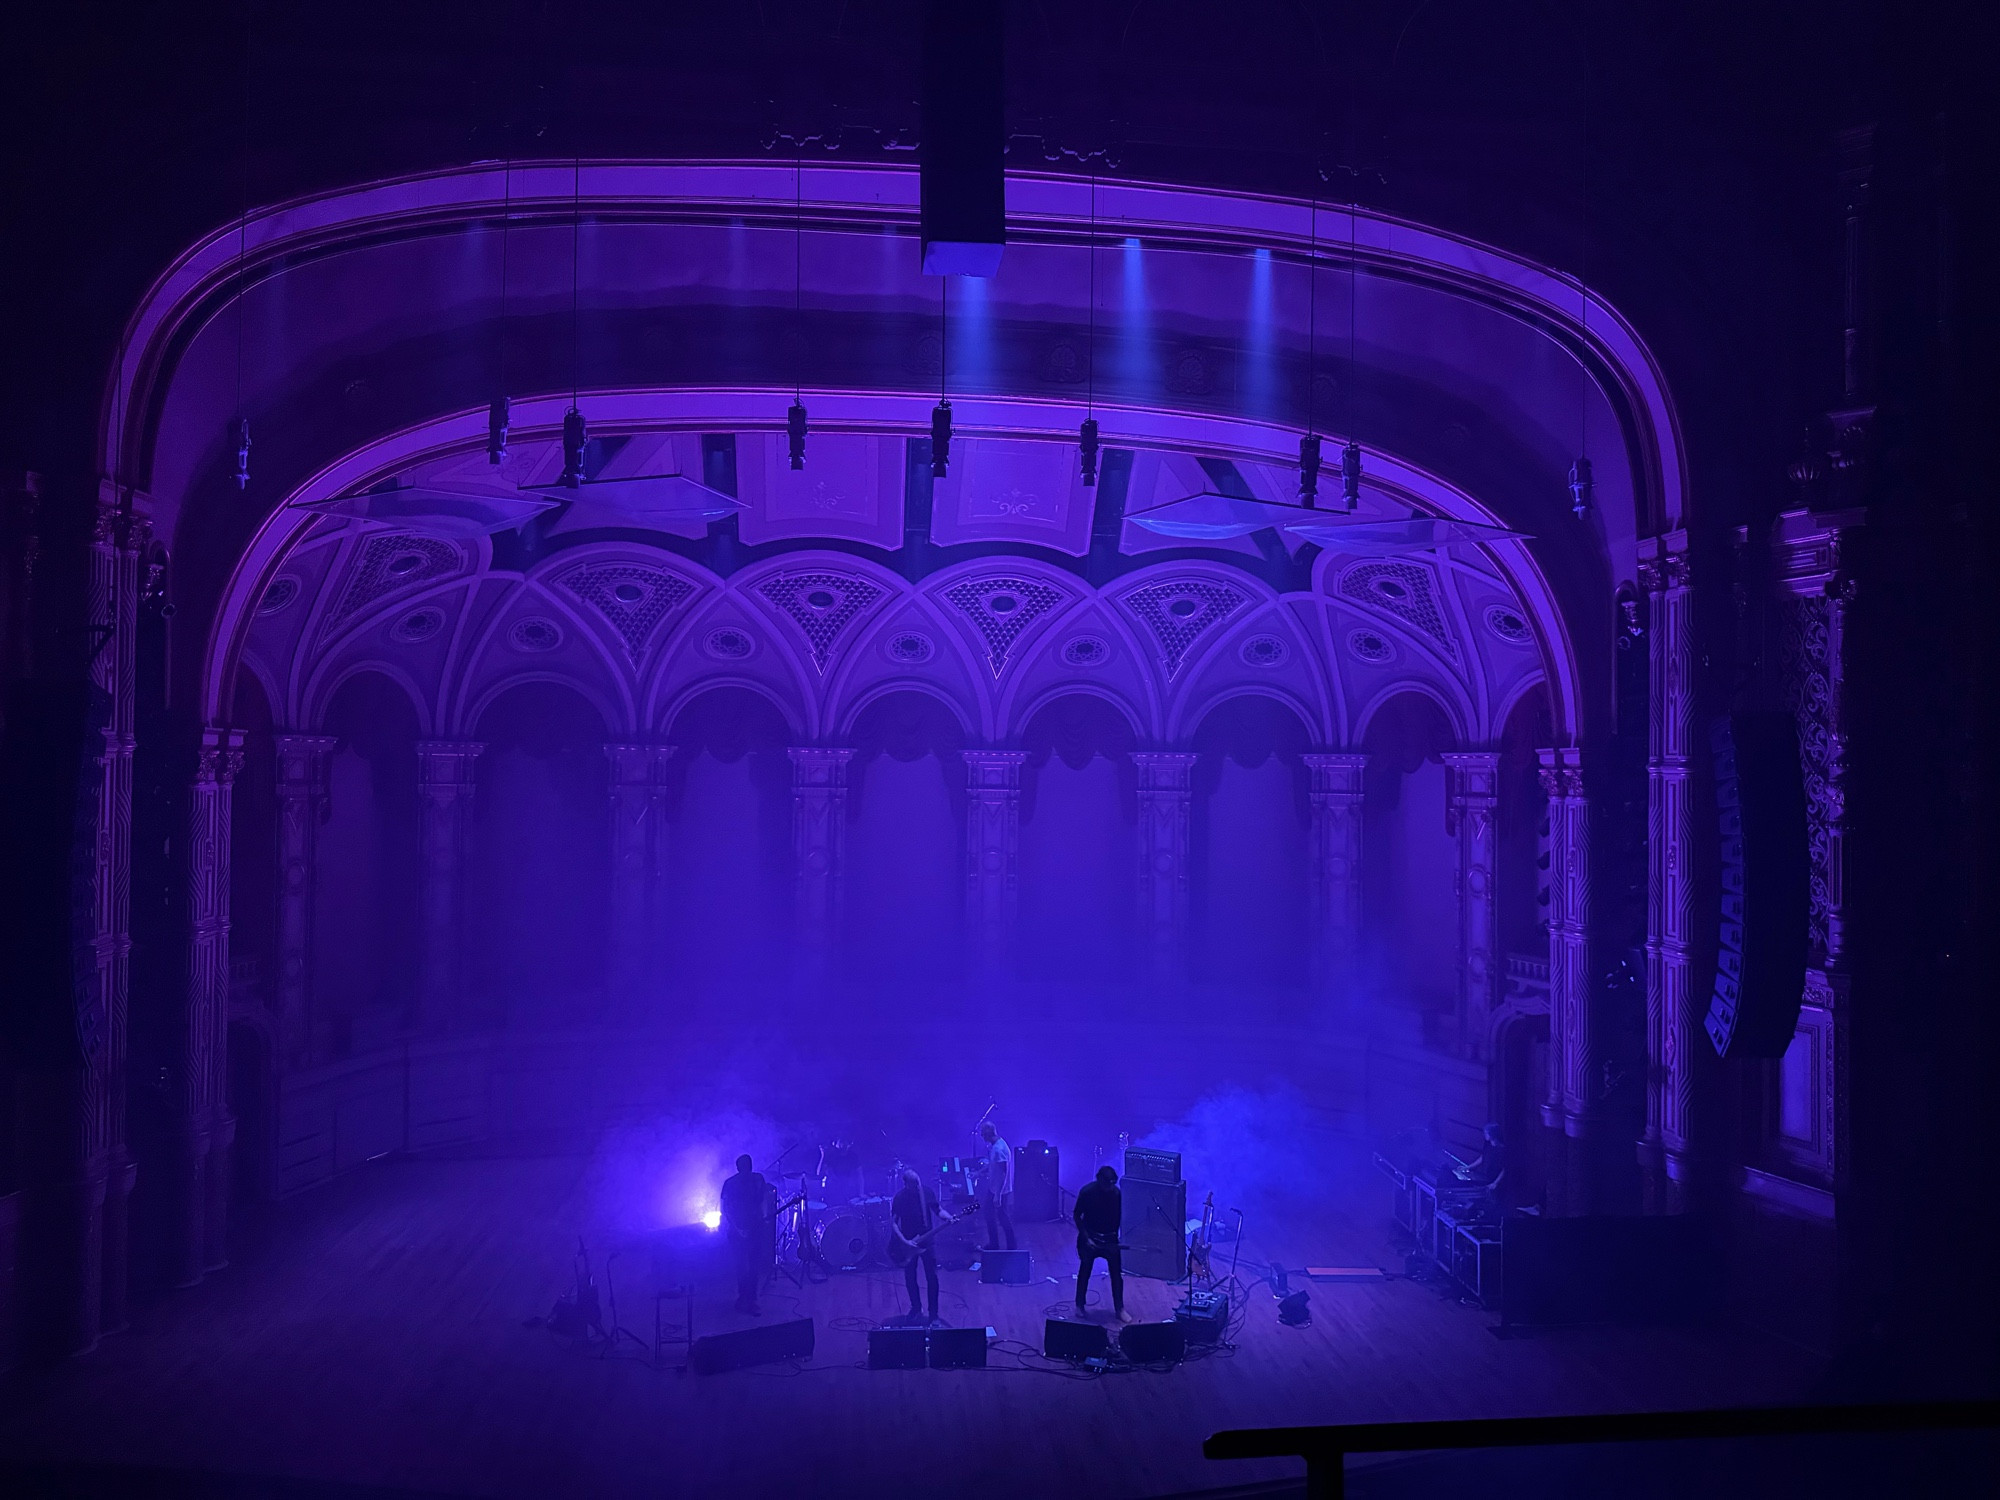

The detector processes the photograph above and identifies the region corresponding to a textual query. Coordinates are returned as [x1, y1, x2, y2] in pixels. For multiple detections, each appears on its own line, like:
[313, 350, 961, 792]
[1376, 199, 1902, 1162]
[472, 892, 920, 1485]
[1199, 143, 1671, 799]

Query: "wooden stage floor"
[1, 1153, 1827, 1499]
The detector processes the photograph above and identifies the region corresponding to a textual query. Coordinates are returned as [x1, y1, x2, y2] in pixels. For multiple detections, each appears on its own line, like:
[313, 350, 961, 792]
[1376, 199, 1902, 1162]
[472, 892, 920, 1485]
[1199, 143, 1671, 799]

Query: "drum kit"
[769, 1139, 919, 1274]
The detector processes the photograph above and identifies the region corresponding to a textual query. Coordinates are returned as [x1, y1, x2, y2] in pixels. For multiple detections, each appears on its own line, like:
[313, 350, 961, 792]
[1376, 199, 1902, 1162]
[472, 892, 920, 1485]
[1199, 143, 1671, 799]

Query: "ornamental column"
[1132, 752, 1198, 987]
[176, 726, 244, 1285]
[1640, 533, 1697, 1211]
[606, 743, 665, 1015]
[1539, 747, 1594, 1215]
[90, 493, 144, 1340]
[415, 742, 483, 1033]
[274, 734, 336, 1068]
[1303, 753, 1367, 1003]
[1443, 752, 1503, 1060]
[963, 751, 1030, 978]
[789, 747, 855, 986]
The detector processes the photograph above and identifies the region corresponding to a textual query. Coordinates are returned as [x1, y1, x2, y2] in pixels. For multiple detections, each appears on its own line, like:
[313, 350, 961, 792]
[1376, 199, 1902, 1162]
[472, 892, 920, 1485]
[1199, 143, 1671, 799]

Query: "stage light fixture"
[701, 1209, 722, 1231]
[1340, 439, 1362, 512]
[788, 397, 809, 470]
[232, 417, 252, 490]
[931, 399, 953, 477]
[1299, 432, 1322, 506]
[487, 395, 510, 465]
[560, 407, 587, 488]
[1569, 455, 1595, 518]
[1080, 416, 1100, 486]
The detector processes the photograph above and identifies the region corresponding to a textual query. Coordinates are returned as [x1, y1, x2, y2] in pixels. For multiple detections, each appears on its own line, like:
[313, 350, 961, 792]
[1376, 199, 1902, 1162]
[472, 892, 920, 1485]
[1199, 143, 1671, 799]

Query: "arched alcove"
[658, 687, 793, 1004]
[1018, 694, 1139, 982]
[1190, 695, 1314, 992]
[1363, 692, 1461, 1017]
[470, 682, 610, 1027]
[316, 671, 421, 1055]
[844, 692, 966, 989]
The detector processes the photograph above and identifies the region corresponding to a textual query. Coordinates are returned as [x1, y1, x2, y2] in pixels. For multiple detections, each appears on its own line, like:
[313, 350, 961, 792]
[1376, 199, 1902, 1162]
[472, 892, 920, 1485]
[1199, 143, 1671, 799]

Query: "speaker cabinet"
[1013, 1140, 1060, 1220]
[1118, 1320, 1187, 1364]
[1706, 713, 1810, 1058]
[690, 1317, 815, 1374]
[979, 1249, 1030, 1284]
[1121, 1178, 1187, 1280]
[1122, 1146, 1182, 1185]
[1043, 1318, 1111, 1362]
[866, 1327, 928, 1369]
[927, 1326, 988, 1369]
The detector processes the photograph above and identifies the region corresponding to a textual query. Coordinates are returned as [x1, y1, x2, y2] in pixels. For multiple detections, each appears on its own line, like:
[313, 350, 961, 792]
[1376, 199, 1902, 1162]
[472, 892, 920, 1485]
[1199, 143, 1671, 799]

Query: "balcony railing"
[1204, 1400, 1998, 1499]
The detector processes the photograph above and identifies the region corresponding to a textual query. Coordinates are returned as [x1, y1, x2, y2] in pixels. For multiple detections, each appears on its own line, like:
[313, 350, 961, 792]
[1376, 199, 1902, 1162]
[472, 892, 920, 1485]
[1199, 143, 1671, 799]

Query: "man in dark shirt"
[1072, 1165, 1131, 1322]
[889, 1167, 943, 1324]
[718, 1154, 769, 1315]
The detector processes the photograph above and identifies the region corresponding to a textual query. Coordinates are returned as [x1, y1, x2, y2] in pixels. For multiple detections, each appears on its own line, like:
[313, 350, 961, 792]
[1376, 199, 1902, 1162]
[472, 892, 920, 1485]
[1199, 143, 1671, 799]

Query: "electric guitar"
[887, 1204, 981, 1267]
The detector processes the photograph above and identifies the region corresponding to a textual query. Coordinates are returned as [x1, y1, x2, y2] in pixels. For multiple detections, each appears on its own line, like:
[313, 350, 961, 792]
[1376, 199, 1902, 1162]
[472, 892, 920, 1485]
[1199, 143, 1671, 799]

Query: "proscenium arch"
[195, 392, 1588, 750]
[100, 161, 1684, 542]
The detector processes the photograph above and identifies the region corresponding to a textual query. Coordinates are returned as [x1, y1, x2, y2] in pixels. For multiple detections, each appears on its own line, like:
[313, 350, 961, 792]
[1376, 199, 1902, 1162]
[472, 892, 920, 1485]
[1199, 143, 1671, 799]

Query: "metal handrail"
[1204, 1400, 1999, 1499]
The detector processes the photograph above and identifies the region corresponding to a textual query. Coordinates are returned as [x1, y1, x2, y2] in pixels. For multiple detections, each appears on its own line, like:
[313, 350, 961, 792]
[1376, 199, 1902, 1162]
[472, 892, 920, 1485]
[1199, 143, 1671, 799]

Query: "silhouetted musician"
[976, 1120, 1017, 1252]
[719, 1154, 769, 1316]
[1072, 1165, 1133, 1323]
[888, 1167, 944, 1325]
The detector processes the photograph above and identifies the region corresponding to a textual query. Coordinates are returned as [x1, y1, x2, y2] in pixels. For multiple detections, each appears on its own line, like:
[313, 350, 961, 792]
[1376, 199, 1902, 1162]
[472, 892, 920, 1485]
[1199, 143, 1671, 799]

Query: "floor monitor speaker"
[979, 1249, 1030, 1284]
[690, 1317, 815, 1374]
[1043, 1318, 1111, 1362]
[1118, 1320, 1187, 1364]
[927, 1326, 989, 1369]
[866, 1327, 928, 1370]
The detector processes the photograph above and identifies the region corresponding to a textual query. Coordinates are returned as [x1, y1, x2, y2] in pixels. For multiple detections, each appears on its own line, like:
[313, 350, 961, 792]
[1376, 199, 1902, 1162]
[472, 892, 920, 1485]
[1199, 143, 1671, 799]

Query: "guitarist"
[888, 1167, 944, 1324]
[719, 1154, 770, 1316]
[1073, 1165, 1133, 1323]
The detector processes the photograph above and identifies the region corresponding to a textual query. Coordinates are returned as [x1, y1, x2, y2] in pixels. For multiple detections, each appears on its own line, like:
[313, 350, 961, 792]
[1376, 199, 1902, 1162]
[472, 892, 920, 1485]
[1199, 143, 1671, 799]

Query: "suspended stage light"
[787, 398, 809, 470]
[1568, 455, 1595, 518]
[1340, 439, 1362, 512]
[233, 417, 252, 491]
[559, 407, 587, 488]
[487, 396, 510, 465]
[1299, 432, 1323, 505]
[931, 399, 954, 477]
[1080, 416, 1100, 486]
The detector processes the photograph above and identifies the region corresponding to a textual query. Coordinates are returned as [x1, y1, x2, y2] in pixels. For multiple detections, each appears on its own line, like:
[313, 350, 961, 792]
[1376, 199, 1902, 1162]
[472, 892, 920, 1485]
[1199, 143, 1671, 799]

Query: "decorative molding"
[555, 561, 696, 661]
[757, 569, 886, 674]
[1120, 578, 1249, 678]
[1336, 559, 1458, 660]
[939, 575, 1068, 676]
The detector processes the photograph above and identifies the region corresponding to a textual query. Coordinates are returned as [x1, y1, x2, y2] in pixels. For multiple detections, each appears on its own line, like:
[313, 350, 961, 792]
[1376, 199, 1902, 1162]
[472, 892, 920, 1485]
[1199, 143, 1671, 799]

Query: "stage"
[1, 1150, 1829, 1499]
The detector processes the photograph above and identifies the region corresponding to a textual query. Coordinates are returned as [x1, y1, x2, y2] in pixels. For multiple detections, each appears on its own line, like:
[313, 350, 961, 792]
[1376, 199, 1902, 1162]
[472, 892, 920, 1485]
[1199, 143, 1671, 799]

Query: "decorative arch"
[1352, 678, 1475, 749]
[303, 658, 433, 738]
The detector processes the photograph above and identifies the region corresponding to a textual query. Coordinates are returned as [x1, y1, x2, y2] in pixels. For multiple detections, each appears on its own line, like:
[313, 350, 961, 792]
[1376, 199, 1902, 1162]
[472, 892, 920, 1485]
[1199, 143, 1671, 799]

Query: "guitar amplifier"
[1174, 1291, 1229, 1345]
[1014, 1140, 1060, 1220]
[1121, 1177, 1186, 1280]
[1123, 1146, 1182, 1185]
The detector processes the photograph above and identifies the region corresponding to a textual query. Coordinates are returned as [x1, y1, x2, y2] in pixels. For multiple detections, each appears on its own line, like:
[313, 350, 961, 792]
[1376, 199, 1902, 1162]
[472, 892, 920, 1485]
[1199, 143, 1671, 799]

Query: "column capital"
[1130, 749, 1198, 791]
[962, 749, 1031, 788]
[1441, 749, 1501, 804]
[1302, 751, 1368, 797]
[274, 734, 339, 787]
[194, 726, 247, 787]
[1535, 745, 1585, 799]
[605, 742, 662, 784]
[1636, 529, 1691, 593]
[1771, 506, 1866, 601]
[788, 745, 856, 783]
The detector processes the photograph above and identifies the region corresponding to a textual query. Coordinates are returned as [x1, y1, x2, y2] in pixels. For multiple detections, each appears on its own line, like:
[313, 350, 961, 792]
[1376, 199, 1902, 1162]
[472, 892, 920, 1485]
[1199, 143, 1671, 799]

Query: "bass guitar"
[887, 1204, 982, 1267]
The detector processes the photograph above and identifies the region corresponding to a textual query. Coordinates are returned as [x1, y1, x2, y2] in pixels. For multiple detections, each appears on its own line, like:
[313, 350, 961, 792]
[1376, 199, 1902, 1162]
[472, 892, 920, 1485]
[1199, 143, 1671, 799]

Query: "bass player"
[1073, 1164, 1133, 1323]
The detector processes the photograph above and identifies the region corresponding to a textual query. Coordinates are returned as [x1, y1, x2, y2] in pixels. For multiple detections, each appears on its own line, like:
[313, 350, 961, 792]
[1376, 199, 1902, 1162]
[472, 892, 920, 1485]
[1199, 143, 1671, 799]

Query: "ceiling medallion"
[885, 632, 936, 664]
[1485, 604, 1533, 645]
[1240, 634, 1289, 667]
[390, 607, 446, 643]
[258, 576, 301, 615]
[1346, 628, 1395, 664]
[509, 617, 563, 653]
[1061, 635, 1111, 668]
[702, 626, 757, 661]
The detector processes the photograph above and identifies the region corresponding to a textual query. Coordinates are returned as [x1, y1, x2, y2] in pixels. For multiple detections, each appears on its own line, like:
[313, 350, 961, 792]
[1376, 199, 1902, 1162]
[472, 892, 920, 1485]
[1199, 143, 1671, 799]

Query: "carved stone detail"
[274, 735, 338, 1067]
[939, 576, 1067, 676]
[1443, 752, 1502, 1061]
[1132, 753, 1198, 983]
[415, 742, 484, 1032]
[1538, 746, 1593, 1215]
[1120, 579, 1249, 678]
[1303, 754, 1367, 1001]
[789, 748, 856, 982]
[757, 571, 885, 673]
[963, 752, 1030, 972]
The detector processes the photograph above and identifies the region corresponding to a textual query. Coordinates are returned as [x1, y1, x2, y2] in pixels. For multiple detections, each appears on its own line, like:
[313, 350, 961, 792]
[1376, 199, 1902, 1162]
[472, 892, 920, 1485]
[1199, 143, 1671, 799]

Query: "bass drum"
[816, 1210, 880, 1271]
